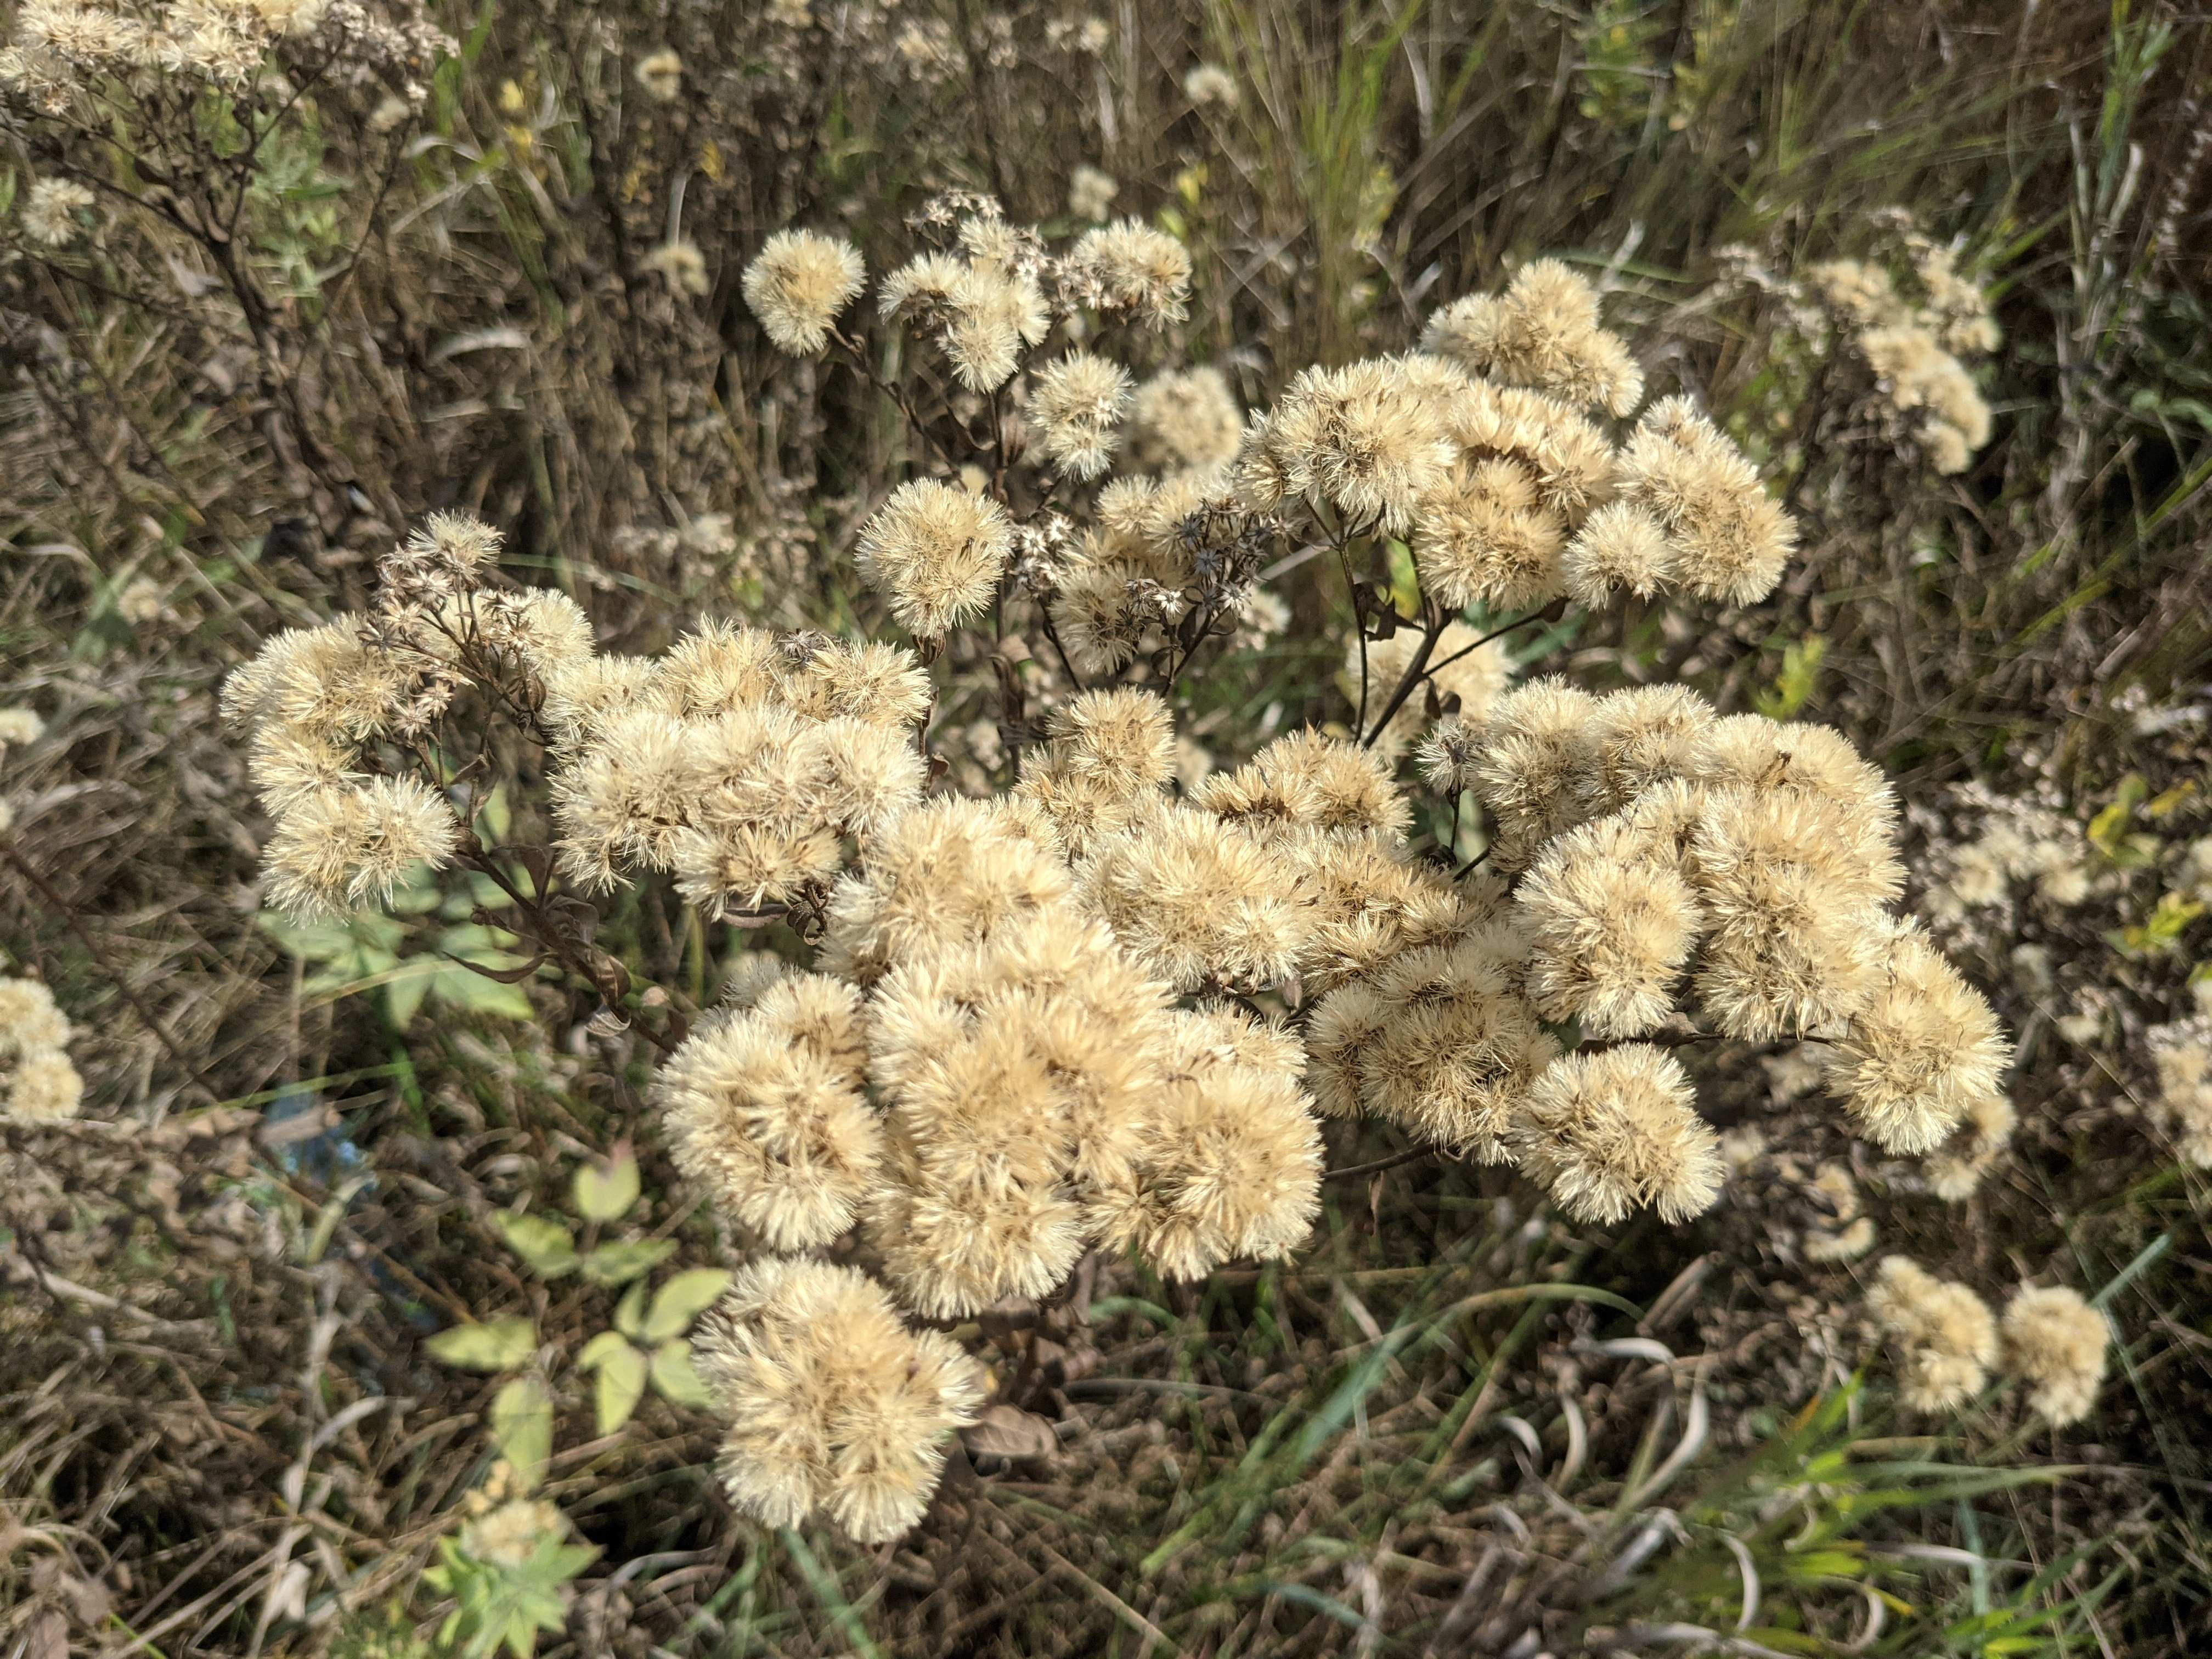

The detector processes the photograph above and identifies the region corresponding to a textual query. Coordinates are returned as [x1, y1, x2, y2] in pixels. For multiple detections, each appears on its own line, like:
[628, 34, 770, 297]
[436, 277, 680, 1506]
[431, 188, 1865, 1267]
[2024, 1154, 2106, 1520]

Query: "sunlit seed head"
[1045, 687, 1176, 795]
[854, 479, 1012, 640]
[1519, 817, 1705, 1037]
[1562, 501, 1677, 606]
[1066, 219, 1193, 329]
[1822, 921, 2011, 1154]
[1126, 366, 1244, 474]
[1078, 806, 1313, 992]
[1511, 1045, 1720, 1226]
[693, 1262, 985, 1542]
[264, 775, 460, 919]
[1025, 350, 1132, 480]
[4, 1046, 84, 1122]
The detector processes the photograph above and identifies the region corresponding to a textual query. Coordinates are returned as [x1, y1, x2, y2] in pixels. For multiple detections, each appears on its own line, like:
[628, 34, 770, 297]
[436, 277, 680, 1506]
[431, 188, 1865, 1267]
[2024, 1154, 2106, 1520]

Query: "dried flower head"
[1520, 818, 1705, 1037]
[22, 175, 95, 246]
[1127, 365, 1243, 473]
[1562, 501, 1677, 606]
[1821, 921, 2011, 1153]
[1246, 360, 1454, 536]
[645, 238, 710, 297]
[1999, 1284, 2109, 1427]
[1421, 260, 1643, 416]
[1465, 676, 1601, 869]
[1616, 397, 1796, 606]
[1512, 1044, 1722, 1225]
[1091, 1005, 1322, 1278]
[1867, 1255, 1996, 1412]
[263, 775, 460, 918]
[1080, 806, 1312, 991]
[742, 229, 866, 354]
[0, 707, 44, 749]
[1325, 934, 1557, 1159]
[855, 480, 1012, 639]
[694, 1261, 985, 1542]
[1194, 730, 1412, 842]
[0, 976, 70, 1059]
[1026, 351, 1132, 479]
[1183, 62, 1238, 109]
[657, 977, 881, 1250]
[822, 797, 1071, 983]
[633, 47, 681, 101]
[1045, 687, 1176, 795]
[1065, 219, 1192, 328]
[1068, 163, 1118, 222]
[4, 1045, 82, 1121]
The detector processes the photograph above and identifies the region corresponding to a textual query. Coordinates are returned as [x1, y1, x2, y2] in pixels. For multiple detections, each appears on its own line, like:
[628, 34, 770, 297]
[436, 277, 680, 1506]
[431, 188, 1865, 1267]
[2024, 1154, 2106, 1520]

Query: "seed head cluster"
[0, 975, 82, 1122]
[1802, 225, 1998, 475]
[204, 196, 2059, 1547]
[1868, 1259, 2111, 1426]
[1, 0, 448, 116]
[692, 1260, 986, 1542]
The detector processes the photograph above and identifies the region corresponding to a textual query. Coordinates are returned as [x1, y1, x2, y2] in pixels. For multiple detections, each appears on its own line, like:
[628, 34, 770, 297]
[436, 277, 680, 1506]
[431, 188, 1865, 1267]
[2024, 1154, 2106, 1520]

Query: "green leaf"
[2087, 774, 2149, 857]
[435, 962, 537, 1020]
[425, 1317, 537, 1372]
[389, 862, 444, 915]
[383, 959, 436, 1029]
[494, 1212, 578, 1279]
[579, 1239, 676, 1287]
[490, 1376, 553, 1491]
[578, 1329, 631, 1369]
[612, 1278, 650, 1341]
[1753, 634, 1827, 720]
[650, 1339, 712, 1408]
[571, 1148, 640, 1224]
[639, 1268, 732, 1343]
[591, 1340, 649, 1435]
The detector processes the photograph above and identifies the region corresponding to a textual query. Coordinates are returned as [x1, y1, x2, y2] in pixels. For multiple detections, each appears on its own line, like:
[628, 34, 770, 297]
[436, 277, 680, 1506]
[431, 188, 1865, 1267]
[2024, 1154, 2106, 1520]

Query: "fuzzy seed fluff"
[656, 975, 882, 1250]
[1999, 1284, 2109, 1428]
[1867, 1255, 1996, 1413]
[693, 1261, 985, 1542]
[855, 480, 1013, 639]
[1511, 1045, 1722, 1226]
[741, 229, 866, 355]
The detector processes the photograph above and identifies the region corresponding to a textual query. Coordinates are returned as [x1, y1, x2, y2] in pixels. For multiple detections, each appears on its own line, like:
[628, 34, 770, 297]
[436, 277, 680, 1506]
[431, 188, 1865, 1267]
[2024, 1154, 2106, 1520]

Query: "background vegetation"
[3, 1, 2210, 1655]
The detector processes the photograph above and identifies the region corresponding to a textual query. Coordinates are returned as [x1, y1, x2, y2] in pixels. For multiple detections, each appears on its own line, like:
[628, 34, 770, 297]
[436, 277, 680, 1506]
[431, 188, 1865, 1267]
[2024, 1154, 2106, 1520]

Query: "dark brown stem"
[1361, 600, 1448, 748]
[449, 828, 682, 1057]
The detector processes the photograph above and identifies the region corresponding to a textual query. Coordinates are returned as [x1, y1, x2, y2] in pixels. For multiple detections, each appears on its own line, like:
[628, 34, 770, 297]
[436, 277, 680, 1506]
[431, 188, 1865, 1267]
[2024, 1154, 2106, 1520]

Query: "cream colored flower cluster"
[1868, 1257, 2111, 1426]
[0, 975, 82, 1122]
[744, 212, 1795, 703]
[0, 0, 446, 116]
[2146, 1018, 2212, 1169]
[1803, 225, 1999, 476]
[223, 516, 934, 922]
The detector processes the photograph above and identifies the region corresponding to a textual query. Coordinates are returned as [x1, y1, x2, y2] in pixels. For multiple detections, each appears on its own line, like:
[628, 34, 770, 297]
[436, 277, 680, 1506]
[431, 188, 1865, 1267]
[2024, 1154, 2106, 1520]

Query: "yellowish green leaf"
[591, 1341, 649, 1435]
[491, 1376, 553, 1491]
[425, 1317, 537, 1373]
[494, 1212, 578, 1278]
[648, 1339, 712, 1408]
[571, 1148, 640, 1224]
[580, 1239, 676, 1287]
[639, 1269, 732, 1343]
